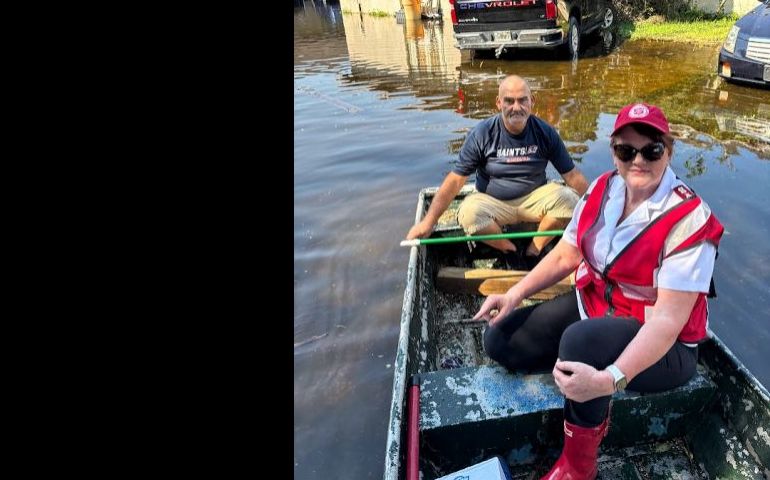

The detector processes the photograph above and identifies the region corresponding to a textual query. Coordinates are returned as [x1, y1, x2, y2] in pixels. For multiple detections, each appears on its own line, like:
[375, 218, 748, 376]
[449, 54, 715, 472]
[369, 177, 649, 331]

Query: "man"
[406, 75, 589, 263]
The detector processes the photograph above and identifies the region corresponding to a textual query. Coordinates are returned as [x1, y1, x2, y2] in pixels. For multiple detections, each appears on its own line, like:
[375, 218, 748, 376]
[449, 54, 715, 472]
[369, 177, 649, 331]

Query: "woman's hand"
[473, 292, 520, 326]
[552, 360, 615, 403]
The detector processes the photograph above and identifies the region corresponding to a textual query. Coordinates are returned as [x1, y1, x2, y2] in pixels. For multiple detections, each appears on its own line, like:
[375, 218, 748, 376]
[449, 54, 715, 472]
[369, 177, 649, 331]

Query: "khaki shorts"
[457, 181, 579, 234]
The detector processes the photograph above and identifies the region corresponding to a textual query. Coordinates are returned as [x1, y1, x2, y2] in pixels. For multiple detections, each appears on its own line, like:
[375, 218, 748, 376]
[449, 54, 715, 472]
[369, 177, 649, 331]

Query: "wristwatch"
[606, 364, 627, 392]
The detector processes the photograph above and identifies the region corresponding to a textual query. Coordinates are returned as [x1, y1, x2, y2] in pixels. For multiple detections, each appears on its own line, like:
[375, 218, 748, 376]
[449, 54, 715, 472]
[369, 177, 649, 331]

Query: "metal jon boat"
[385, 186, 770, 479]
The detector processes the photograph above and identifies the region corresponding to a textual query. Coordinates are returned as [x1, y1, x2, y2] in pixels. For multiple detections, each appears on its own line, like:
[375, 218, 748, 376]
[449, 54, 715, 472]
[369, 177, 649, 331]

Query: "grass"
[618, 14, 739, 45]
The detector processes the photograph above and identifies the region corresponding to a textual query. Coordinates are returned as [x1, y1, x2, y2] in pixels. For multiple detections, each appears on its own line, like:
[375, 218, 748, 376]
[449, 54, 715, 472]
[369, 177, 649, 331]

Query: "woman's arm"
[474, 238, 582, 324]
[553, 288, 698, 402]
[611, 288, 698, 383]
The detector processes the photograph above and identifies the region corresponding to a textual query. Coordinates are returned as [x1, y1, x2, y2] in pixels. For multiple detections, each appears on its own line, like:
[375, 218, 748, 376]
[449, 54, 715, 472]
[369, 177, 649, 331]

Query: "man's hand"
[473, 292, 520, 326]
[406, 220, 435, 240]
[552, 360, 615, 402]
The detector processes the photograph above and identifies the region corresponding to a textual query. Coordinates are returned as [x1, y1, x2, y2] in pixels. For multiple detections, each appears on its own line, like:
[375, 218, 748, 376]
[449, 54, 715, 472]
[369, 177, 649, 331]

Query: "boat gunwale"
[383, 188, 429, 480]
[707, 329, 769, 401]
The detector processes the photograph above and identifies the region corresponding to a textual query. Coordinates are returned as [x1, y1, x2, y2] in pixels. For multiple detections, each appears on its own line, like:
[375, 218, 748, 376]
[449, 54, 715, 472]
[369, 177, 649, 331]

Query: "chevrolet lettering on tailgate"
[459, 0, 536, 9]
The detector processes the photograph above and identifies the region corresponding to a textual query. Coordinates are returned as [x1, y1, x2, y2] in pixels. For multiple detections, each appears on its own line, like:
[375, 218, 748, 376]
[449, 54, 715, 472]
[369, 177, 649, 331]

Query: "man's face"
[496, 80, 533, 134]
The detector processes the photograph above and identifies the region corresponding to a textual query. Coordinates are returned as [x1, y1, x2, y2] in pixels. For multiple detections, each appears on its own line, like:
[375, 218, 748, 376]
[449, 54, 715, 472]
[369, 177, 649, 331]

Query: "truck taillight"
[545, 0, 556, 20]
[449, 0, 458, 25]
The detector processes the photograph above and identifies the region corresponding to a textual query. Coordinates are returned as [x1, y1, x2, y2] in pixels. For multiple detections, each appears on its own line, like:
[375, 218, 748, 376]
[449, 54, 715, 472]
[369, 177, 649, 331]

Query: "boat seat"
[417, 364, 716, 464]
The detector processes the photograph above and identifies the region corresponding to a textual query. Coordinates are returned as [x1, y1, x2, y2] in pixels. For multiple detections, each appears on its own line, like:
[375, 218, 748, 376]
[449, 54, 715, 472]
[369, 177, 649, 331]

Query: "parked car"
[447, 0, 616, 59]
[717, 0, 770, 87]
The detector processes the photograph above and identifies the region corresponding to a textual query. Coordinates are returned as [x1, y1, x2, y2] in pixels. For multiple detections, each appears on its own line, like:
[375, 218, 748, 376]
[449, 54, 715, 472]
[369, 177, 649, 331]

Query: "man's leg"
[526, 215, 569, 257]
[472, 222, 517, 252]
[457, 193, 519, 253]
[517, 183, 580, 257]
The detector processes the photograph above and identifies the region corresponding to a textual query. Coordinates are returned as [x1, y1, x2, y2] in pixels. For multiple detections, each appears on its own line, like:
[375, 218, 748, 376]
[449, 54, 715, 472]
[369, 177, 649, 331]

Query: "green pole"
[400, 229, 564, 247]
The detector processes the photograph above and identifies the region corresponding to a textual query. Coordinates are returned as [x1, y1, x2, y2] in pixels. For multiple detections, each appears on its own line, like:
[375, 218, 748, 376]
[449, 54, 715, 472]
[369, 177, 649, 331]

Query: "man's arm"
[561, 167, 589, 196]
[406, 172, 468, 240]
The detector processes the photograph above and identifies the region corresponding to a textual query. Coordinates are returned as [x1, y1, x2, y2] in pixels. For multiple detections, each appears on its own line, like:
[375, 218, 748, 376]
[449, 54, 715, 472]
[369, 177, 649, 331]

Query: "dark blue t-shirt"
[453, 114, 574, 200]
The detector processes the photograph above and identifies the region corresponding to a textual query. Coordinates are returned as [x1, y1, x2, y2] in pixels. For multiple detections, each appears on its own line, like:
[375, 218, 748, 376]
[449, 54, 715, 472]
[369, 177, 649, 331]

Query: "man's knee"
[545, 185, 580, 219]
[458, 197, 494, 234]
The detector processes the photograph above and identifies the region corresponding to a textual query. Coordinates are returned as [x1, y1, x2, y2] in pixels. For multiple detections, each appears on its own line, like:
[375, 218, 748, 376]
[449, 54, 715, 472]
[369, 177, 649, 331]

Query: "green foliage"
[369, 10, 391, 17]
[613, 0, 738, 22]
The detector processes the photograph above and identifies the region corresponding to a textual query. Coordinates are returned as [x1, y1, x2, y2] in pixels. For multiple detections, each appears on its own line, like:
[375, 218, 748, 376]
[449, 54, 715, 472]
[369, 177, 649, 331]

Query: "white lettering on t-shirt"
[495, 145, 538, 163]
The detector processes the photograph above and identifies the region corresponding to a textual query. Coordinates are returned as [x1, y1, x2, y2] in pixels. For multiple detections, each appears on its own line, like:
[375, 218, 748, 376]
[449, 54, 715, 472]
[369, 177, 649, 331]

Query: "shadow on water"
[295, 6, 770, 480]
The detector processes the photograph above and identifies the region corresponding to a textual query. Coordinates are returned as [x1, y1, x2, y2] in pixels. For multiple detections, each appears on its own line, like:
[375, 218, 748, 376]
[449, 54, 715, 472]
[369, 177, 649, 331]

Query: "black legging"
[482, 292, 698, 427]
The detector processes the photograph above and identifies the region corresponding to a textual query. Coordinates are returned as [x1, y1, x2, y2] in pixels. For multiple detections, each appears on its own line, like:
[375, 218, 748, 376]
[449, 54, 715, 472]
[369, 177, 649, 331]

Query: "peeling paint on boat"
[421, 401, 442, 429]
[742, 398, 754, 411]
[757, 426, 770, 445]
[441, 366, 562, 417]
[506, 444, 535, 465]
[726, 449, 738, 469]
[647, 412, 683, 437]
[465, 410, 481, 421]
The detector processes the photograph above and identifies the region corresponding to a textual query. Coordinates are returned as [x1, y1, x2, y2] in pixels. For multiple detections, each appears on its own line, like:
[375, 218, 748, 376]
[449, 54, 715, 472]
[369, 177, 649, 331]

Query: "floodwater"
[294, 4, 770, 479]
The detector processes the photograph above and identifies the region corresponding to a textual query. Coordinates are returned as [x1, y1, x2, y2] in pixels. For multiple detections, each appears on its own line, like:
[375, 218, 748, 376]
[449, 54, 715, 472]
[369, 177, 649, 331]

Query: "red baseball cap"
[611, 102, 670, 136]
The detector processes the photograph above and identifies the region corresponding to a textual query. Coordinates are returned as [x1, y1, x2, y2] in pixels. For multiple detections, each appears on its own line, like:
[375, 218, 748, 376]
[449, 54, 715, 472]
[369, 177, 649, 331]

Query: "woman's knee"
[559, 320, 601, 363]
[558, 318, 638, 366]
[483, 324, 538, 371]
[482, 325, 508, 361]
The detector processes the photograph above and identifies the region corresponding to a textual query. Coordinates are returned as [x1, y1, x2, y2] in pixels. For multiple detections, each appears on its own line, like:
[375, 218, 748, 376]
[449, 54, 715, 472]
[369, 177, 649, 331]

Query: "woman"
[473, 103, 724, 480]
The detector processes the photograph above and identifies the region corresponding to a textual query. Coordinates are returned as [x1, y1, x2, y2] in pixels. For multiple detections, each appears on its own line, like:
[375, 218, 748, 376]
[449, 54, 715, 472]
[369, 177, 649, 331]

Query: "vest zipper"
[604, 282, 615, 316]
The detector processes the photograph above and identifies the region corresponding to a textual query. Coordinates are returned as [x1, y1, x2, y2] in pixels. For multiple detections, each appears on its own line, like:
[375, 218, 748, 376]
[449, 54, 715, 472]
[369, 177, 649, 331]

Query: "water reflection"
[337, 11, 770, 160]
[340, 13, 460, 113]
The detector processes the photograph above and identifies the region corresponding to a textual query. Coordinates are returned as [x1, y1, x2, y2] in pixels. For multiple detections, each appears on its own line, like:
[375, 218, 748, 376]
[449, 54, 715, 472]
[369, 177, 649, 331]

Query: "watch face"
[617, 378, 627, 390]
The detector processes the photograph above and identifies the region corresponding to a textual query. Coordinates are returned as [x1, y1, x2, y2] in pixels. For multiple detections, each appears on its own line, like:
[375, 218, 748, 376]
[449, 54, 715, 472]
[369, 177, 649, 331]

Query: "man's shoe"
[521, 253, 540, 271]
[496, 251, 527, 271]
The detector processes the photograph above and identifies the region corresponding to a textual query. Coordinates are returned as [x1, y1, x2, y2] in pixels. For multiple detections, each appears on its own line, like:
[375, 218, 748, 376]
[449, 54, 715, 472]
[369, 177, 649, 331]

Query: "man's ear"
[495, 95, 501, 109]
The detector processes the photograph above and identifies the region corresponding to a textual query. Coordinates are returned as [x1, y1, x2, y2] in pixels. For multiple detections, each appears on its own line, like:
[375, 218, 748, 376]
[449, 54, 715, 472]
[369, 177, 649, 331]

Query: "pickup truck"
[448, 0, 616, 59]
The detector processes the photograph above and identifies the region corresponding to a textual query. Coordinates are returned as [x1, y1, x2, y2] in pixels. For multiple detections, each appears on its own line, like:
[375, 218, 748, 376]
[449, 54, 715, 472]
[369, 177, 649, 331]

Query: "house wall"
[692, 0, 760, 15]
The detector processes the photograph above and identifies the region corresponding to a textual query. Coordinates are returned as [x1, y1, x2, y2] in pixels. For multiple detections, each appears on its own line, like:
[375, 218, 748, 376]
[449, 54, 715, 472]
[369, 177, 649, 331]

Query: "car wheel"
[566, 17, 580, 58]
[601, 4, 615, 29]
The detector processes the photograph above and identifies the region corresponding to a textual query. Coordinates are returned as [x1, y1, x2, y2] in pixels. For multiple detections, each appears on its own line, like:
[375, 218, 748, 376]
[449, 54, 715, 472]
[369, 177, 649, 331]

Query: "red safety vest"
[575, 171, 724, 343]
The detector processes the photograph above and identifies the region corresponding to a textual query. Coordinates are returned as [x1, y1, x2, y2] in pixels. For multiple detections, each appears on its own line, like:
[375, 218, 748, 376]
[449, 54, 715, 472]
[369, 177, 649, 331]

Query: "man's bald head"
[496, 75, 534, 135]
[498, 75, 531, 98]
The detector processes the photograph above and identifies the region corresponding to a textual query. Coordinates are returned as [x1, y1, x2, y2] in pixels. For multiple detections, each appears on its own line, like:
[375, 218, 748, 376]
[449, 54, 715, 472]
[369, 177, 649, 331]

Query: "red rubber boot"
[540, 417, 609, 480]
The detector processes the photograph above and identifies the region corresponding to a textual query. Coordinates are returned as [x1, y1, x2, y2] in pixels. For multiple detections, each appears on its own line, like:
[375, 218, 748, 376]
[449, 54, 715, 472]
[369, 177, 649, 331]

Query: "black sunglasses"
[612, 142, 666, 162]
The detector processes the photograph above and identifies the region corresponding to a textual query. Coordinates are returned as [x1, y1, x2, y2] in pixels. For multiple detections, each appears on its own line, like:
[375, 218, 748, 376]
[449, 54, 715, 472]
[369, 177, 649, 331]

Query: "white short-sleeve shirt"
[563, 167, 716, 304]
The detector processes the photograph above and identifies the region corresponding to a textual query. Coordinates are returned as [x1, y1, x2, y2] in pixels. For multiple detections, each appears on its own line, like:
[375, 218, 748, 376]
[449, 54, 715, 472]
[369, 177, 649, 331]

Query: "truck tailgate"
[455, 0, 547, 24]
